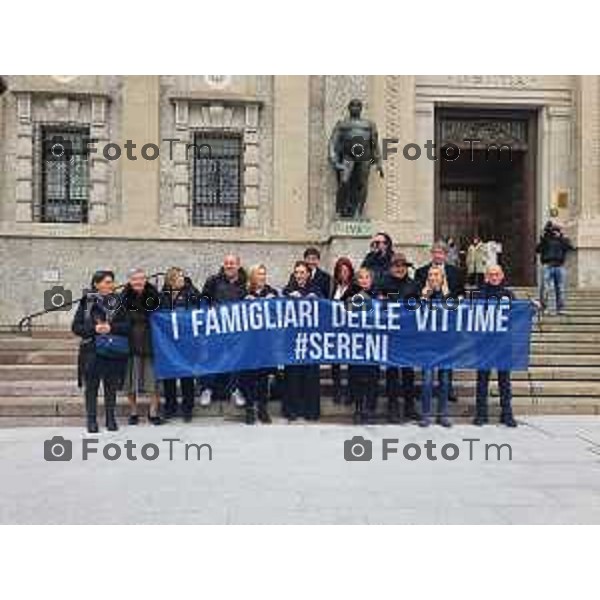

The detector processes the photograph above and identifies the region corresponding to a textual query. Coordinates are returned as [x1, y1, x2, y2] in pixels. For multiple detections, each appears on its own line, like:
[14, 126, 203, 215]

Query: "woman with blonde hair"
[159, 267, 201, 422]
[419, 265, 452, 428]
[238, 263, 279, 424]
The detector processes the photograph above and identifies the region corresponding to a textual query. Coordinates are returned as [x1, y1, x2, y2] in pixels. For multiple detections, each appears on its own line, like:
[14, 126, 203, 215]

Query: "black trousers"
[200, 373, 239, 400]
[476, 370, 513, 420]
[348, 365, 379, 415]
[239, 369, 270, 413]
[332, 364, 342, 398]
[385, 367, 417, 415]
[163, 378, 195, 416]
[85, 373, 119, 422]
[284, 365, 320, 420]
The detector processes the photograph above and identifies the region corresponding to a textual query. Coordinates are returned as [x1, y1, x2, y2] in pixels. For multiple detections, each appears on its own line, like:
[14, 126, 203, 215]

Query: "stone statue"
[328, 98, 384, 219]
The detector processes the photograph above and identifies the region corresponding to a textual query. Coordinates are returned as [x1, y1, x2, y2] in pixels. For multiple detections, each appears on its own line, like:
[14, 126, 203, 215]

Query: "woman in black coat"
[239, 264, 279, 425]
[72, 270, 130, 433]
[330, 257, 359, 405]
[159, 267, 202, 422]
[282, 260, 323, 421]
[120, 269, 162, 426]
[348, 267, 380, 424]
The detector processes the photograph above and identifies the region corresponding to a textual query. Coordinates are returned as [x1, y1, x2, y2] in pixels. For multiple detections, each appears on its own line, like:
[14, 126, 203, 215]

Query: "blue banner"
[150, 298, 534, 379]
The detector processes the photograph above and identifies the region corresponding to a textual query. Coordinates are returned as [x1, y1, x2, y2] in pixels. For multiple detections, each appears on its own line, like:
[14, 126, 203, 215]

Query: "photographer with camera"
[71, 270, 130, 433]
[536, 220, 575, 315]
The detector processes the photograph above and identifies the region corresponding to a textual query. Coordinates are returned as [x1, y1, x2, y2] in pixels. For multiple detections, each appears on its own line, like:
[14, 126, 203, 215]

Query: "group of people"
[72, 231, 542, 434]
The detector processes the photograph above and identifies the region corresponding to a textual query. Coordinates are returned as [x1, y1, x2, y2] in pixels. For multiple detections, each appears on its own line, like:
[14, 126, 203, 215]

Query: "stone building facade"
[0, 75, 599, 325]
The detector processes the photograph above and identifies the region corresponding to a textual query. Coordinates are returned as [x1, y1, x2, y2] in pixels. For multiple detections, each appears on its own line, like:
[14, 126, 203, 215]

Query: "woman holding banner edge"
[418, 265, 452, 428]
[282, 260, 323, 422]
[238, 264, 279, 425]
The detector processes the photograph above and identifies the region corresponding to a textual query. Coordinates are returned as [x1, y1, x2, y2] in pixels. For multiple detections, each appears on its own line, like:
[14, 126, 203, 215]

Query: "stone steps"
[1, 394, 599, 419]
[1, 364, 600, 381]
[1, 290, 600, 418]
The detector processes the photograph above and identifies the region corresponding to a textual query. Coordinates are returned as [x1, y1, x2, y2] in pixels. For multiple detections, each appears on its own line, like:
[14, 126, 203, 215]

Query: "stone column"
[120, 76, 161, 230]
[575, 76, 600, 286]
[15, 93, 33, 222]
[272, 76, 310, 239]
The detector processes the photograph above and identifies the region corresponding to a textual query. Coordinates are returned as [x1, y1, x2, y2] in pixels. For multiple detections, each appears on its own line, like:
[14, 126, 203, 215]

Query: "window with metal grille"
[191, 132, 242, 227]
[37, 126, 90, 223]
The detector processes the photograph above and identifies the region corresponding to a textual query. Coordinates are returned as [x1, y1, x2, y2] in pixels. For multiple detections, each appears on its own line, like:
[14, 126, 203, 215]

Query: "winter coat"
[414, 262, 465, 297]
[361, 250, 392, 288]
[71, 292, 130, 387]
[377, 273, 420, 302]
[536, 233, 575, 266]
[201, 268, 247, 304]
[467, 242, 487, 275]
[120, 282, 161, 356]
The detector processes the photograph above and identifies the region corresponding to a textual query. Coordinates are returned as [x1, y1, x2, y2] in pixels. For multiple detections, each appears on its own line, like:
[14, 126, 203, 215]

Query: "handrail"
[17, 272, 166, 333]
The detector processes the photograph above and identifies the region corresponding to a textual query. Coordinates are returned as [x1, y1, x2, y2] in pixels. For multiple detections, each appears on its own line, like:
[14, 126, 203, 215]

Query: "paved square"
[0, 416, 599, 524]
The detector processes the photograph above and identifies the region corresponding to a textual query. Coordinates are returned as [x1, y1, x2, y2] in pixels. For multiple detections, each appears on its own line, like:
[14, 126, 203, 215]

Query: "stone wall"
[1, 75, 600, 326]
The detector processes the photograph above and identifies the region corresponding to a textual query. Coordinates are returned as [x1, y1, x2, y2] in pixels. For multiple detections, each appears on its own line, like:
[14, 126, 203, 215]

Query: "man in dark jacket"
[414, 240, 465, 297]
[414, 240, 465, 403]
[378, 253, 420, 422]
[199, 255, 247, 407]
[201, 254, 248, 305]
[474, 265, 517, 427]
[361, 232, 394, 288]
[536, 221, 575, 314]
[287, 247, 332, 298]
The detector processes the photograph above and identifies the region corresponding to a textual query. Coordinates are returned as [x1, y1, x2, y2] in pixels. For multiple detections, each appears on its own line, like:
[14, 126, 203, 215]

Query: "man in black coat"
[414, 240, 465, 403]
[378, 253, 420, 422]
[414, 240, 465, 298]
[473, 265, 517, 427]
[199, 254, 248, 407]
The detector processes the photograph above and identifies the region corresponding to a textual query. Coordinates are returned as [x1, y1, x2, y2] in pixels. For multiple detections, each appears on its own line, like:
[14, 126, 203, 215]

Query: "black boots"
[106, 409, 118, 432]
[245, 407, 256, 425]
[87, 416, 99, 434]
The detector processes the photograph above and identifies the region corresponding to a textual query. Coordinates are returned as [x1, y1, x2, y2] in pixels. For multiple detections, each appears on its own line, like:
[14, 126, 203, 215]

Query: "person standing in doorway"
[467, 236, 487, 287]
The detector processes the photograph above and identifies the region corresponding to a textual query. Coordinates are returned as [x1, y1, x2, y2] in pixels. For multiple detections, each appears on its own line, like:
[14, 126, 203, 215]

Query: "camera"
[44, 285, 72, 311]
[344, 436, 373, 462]
[343, 135, 372, 162]
[43, 135, 74, 162]
[44, 436, 73, 461]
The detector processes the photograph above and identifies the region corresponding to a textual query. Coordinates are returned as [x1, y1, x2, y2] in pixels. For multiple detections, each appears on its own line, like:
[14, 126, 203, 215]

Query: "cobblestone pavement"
[0, 416, 599, 524]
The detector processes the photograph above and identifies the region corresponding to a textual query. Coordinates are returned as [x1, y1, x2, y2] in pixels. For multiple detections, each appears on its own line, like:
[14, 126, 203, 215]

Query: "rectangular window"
[191, 132, 242, 227]
[37, 126, 90, 223]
